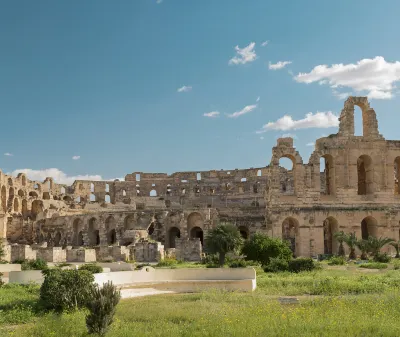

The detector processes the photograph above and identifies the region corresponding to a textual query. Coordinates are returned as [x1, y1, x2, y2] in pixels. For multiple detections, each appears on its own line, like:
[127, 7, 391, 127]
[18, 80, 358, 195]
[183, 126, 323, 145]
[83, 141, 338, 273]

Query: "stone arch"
[73, 218, 84, 246]
[22, 199, 28, 215]
[1, 186, 6, 212]
[7, 187, 14, 210]
[190, 226, 204, 246]
[13, 198, 19, 212]
[187, 212, 203, 232]
[168, 227, 181, 248]
[357, 155, 374, 195]
[238, 225, 249, 240]
[361, 216, 378, 240]
[18, 189, 25, 197]
[88, 217, 100, 246]
[29, 191, 38, 197]
[282, 217, 299, 257]
[323, 217, 338, 254]
[54, 232, 62, 247]
[320, 154, 335, 195]
[31, 200, 43, 219]
[338, 97, 381, 139]
[7, 178, 13, 186]
[105, 216, 117, 245]
[124, 215, 135, 230]
[394, 157, 400, 194]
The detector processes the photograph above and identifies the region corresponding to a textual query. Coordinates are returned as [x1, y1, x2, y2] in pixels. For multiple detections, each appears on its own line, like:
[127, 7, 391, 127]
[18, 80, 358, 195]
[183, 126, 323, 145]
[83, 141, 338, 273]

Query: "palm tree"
[333, 231, 346, 257]
[343, 232, 357, 260]
[390, 240, 400, 258]
[367, 236, 395, 259]
[205, 223, 243, 267]
[356, 239, 369, 260]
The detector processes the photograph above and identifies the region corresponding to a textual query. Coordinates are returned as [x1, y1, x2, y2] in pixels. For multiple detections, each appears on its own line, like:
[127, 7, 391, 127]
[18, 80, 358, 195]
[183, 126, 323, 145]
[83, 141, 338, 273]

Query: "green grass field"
[2, 265, 400, 336]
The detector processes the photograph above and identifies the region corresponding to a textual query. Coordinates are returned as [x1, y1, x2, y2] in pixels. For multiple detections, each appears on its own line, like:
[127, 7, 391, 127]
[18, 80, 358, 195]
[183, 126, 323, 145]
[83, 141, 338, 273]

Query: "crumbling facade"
[1, 97, 399, 260]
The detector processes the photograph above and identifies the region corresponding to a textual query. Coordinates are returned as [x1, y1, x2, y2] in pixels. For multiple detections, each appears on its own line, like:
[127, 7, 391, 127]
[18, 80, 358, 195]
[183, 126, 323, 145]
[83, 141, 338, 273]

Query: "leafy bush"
[359, 262, 388, 269]
[156, 258, 179, 267]
[85, 281, 121, 336]
[288, 258, 316, 273]
[328, 256, 347, 266]
[373, 253, 391, 263]
[0, 272, 4, 287]
[40, 268, 95, 312]
[241, 233, 292, 266]
[201, 254, 219, 265]
[393, 260, 400, 270]
[264, 257, 289, 272]
[79, 263, 103, 274]
[15, 258, 48, 271]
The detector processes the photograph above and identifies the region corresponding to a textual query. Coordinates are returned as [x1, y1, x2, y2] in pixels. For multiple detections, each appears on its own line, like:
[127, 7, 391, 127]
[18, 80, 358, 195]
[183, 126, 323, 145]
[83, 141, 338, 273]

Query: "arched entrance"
[361, 216, 378, 239]
[282, 217, 298, 256]
[190, 226, 204, 246]
[168, 227, 181, 248]
[238, 226, 249, 240]
[323, 217, 338, 254]
[108, 229, 116, 245]
[88, 218, 100, 246]
[357, 155, 374, 195]
[105, 216, 117, 245]
[54, 232, 62, 247]
[73, 218, 84, 246]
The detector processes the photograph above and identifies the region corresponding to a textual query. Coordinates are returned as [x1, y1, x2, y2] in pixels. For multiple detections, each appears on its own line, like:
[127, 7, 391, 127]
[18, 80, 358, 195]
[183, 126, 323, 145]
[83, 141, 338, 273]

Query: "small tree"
[86, 281, 121, 336]
[343, 232, 357, 260]
[367, 236, 395, 259]
[333, 231, 346, 257]
[390, 240, 400, 258]
[205, 223, 243, 267]
[0, 240, 6, 262]
[242, 233, 292, 267]
[356, 239, 370, 260]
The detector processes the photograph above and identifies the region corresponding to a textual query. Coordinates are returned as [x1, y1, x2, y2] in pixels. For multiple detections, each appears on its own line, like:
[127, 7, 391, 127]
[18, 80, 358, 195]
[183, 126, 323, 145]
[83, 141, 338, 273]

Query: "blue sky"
[1, 0, 400, 184]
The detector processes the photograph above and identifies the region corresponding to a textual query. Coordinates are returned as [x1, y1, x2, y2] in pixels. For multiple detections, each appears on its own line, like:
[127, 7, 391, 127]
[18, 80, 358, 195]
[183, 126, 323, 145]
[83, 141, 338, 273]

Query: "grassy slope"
[2, 266, 400, 336]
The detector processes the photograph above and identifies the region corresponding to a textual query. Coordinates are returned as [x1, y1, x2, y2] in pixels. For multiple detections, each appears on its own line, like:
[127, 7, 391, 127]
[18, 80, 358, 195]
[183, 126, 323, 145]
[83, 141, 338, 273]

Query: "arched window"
[282, 217, 298, 256]
[323, 217, 338, 254]
[354, 105, 363, 136]
[168, 227, 181, 248]
[320, 154, 335, 195]
[90, 194, 96, 202]
[150, 189, 157, 197]
[105, 184, 109, 193]
[361, 216, 378, 240]
[105, 195, 111, 203]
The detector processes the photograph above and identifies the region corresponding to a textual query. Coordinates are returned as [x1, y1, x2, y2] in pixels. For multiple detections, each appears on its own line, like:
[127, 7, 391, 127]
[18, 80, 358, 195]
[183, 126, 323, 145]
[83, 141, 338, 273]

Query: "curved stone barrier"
[94, 267, 256, 293]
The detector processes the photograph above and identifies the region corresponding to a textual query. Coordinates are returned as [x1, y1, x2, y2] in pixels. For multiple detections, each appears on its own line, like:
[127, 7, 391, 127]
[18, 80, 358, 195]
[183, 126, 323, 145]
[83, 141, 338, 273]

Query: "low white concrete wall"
[94, 268, 256, 292]
[9, 270, 44, 285]
[0, 264, 22, 273]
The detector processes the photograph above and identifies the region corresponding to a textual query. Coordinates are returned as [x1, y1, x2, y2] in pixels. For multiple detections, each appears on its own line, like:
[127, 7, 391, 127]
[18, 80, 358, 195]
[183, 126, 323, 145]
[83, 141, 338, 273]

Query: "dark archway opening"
[190, 226, 204, 246]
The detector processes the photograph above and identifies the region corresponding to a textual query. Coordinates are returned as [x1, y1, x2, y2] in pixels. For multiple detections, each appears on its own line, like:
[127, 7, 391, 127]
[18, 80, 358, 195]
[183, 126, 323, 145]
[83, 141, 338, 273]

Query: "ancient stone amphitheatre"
[2, 96, 400, 336]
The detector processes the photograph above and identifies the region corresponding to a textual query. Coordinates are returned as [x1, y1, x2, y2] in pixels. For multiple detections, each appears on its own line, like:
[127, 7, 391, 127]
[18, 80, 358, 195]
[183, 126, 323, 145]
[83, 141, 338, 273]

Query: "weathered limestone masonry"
[0, 97, 398, 259]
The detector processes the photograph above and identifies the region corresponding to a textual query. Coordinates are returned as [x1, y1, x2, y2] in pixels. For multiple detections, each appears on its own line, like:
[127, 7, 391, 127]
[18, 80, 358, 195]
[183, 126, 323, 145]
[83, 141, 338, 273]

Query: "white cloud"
[332, 89, 352, 100]
[228, 42, 257, 65]
[10, 168, 104, 185]
[256, 96, 260, 102]
[156, 0, 163, 3]
[260, 136, 264, 140]
[261, 40, 269, 47]
[268, 61, 292, 70]
[177, 85, 192, 93]
[306, 142, 315, 147]
[294, 56, 400, 99]
[4, 153, 13, 156]
[281, 133, 297, 139]
[257, 111, 339, 133]
[72, 155, 80, 160]
[203, 111, 220, 118]
[227, 104, 257, 118]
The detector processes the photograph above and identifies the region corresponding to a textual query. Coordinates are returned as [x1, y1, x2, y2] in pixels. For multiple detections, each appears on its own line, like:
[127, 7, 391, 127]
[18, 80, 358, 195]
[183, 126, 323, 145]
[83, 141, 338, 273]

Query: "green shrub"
[85, 281, 121, 336]
[393, 261, 400, 270]
[373, 253, 391, 263]
[359, 262, 388, 269]
[40, 268, 95, 312]
[328, 256, 347, 266]
[156, 258, 178, 267]
[288, 258, 316, 273]
[79, 263, 103, 274]
[241, 233, 292, 266]
[264, 257, 289, 272]
[201, 254, 219, 265]
[0, 272, 4, 287]
[16, 258, 48, 271]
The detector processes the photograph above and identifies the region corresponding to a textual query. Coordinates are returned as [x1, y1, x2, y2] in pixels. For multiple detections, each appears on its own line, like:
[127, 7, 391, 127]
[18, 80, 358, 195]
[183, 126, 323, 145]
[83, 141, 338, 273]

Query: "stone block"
[66, 248, 96, 262]
[37, 247, 66, 263]
[11, 245, 37, 262]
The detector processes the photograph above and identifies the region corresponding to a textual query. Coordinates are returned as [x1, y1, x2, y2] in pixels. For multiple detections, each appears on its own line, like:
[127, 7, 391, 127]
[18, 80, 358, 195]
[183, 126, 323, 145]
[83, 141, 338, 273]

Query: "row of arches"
[282, 216, 379, 257]
[278, 153, 400, 196]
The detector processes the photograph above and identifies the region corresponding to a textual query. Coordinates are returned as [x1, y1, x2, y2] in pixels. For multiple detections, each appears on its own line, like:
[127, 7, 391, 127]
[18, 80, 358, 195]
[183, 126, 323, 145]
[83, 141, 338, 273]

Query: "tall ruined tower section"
[338, 96, 383, 140]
